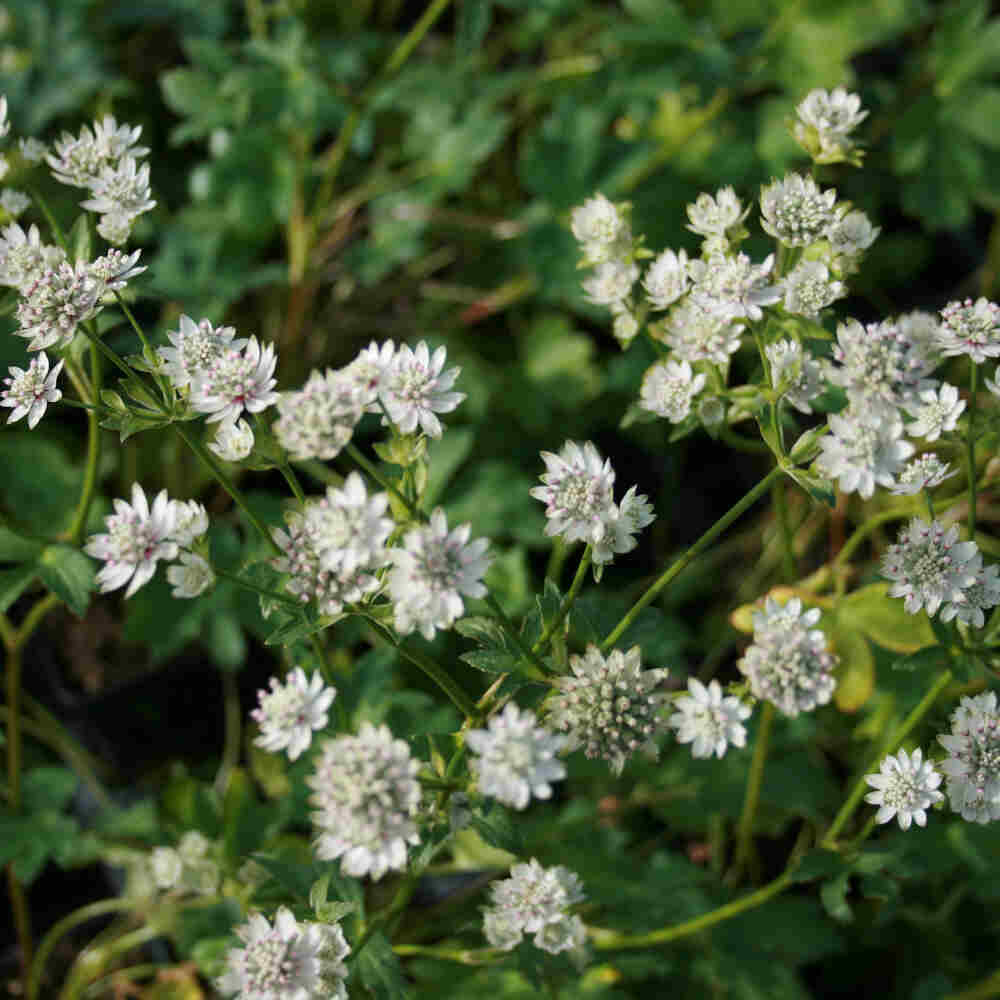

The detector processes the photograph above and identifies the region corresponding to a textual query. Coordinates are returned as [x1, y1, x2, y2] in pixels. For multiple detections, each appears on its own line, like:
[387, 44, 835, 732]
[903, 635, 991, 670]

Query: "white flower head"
[591, 485, 655, 572]
[816, 403, 914, 499]
[548, 645, 668, 774]
[16, 260, 104, 350]
[1, 351, 63, 428]
[865, 747, 943, 830]
[483, 858, 586, 955]
[170, 500, 209, 549]
[781, 259, 846, 319]
[826, 208, 880, 258]
[904, 383, 965, 442]
[80, 155, 155, 229]
[84, 484, 178, 597]
[659, 298, 743, 365]
[252, 667, 336, 761]
[309, 722, 421, 880]
[150, 846, 183, 890]
[611, 307, 640, 346]
[89, 247, 146, 292]
[208, 418, 255, 462]
[18, 137, 46, 163]
[688, 252, 780, 322]
[938, 691, 1000, 823]
[216, 906, 351, 1000]
[387, 508, 489, 639]
[759, 173, 839, 248]
[0, 189, 30, 218]
[941, 562, 1000, 629]
[274, 368, 366, 461]
[889, 454, 957, 496]
[530, 440, 616, 545]
[937, 297, 1000, 363]
[639, 359, 707, 424]
[881, 517, 981, 618]
[795, 87, 868, 161]
[582, 258, 639, 308]
[166, 553, 215, 599]
[344, 339, 395, 408]
[686, 186, 749, 240]
[738, 596, 837, 716]
[380, 341, 464, 438]
[467, 703, 567, 809]
[643, 248, 689, 310]
[669, 678, 751, 760]
[190, 336, 279, 424]
[157, 315, 245, 390]
[766, 339, 825, 414]
[0, 222, 66, 291]
[46, 116, 148, 188]
[571, 192, 629, 264]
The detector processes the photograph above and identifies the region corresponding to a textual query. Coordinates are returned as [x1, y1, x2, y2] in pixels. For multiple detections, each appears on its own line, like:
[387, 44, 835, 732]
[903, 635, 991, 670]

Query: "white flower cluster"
[150, 831, 219, 894]
[547, 645, 668, 774]
[881, 518, 1000, 626]
[272, 472, 393, 617]
[0, 351, 63, 428]
[0, 98, 32, 221]
[766, 339, 824, 414]
[938, 691, 1000, 823]
[217, 906, 350, 1000]
[84, 484, 213, 598]
[251, 667, 336, 761]
[309, 722, 421, 880]
[668, 677, 751, 760]
[531, 440, 654, 576]
[482, 858, 586, 957]
[738, 596, 837, 716]
[46, 114, 154, 244]
[864, 747, 943, 830]
[467, 703, 567, 809]
[794, 87, 868, 163]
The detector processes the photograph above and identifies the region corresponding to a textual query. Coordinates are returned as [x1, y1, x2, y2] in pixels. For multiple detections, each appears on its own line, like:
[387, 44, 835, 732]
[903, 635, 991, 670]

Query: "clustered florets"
[938, 692, 1000, 823]
[864, 747, 943, 830]
[668, 678, 751, 760]
[252, 667, 336, 761]
[0, 351, 63, 428]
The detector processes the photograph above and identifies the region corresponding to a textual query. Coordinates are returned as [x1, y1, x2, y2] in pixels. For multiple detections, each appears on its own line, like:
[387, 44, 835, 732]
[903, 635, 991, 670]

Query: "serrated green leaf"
[791, 849, 848, 884]
[819, 870, 853, 923]
[37, 544, 95, 616]
[471, 802, 524, 855]
[356, 931, 410, 1000]
[0, 525, 44, 563]
[838, 582, 936, 653]
[0, 564, 36, 613]
[892, 645, 948, 672]
[459, 649, 519, 673]
[23, 766, 77, 812]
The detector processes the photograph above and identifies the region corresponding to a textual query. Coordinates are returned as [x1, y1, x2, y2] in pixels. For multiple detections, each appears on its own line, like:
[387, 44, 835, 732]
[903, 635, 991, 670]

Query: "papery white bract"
[208, 418, 255, 462]
[379, 340, 464, 438]
[826, 208, 880, 258]
[759, 173, 838, 247]
[251, 667, 336, 761]
[889, 454, 956, 496]
[591, 485, 655, 572]
[686, 186, 748, 242]
[0, 222, 65, 291]
[165, 553, 215, 599]
[530, 440, 616, 545]
[688, 252, 780, 322]
[190, 336, 279, 424]
[659, 299, 743, 365]
[169, 500, 209, 548]
[864, 747, 943, 830]
[904, 383, 965, 442]
[766, 339, 824, 414]
[794, 87, 868, 161]
[571, 192, 629, 264]
[582, 259, 639, 307]
[46, 116, 148, 188]
[643, 248, 689, 310]
[940, 562, 1000, 629]
[1, 351, 63, 428]
[639, 360, 707, 423]
[669, 678, 751, 759]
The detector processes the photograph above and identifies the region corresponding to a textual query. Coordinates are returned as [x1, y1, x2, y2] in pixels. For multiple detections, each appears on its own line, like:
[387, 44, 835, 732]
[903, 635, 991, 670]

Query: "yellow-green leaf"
[838, 582, 935, 653]
[830, 625, 875, 713]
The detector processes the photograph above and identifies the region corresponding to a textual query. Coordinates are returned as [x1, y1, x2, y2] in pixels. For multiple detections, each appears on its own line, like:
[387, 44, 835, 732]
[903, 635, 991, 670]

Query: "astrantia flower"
[1, 351, 63, 428]
[274, 369, 366, 461]
[89, 248, 146, 291]
[760, 173, 838, 248]
[309, 722, 421, 879]
[467, 703, 567, 809]
[84, 484, 178, 597]
[738, 596, 837, 716]
[881, 517, 980, 618]
[669, 678, 751, 759]
[530, 441, 616, 545]
[387, 508, 489, 639]
[643, 248, 689, 310]
[571, 193, 628, 264]
[150, 846, 183, 889]
[611, 307, 639, 346]
[864, 747, 943, 830]
[582, 258, 639, 307]
[166, 553, 215, 599]
[937, 297, 1000, 363]
[46, 116, 148, 188]
[18, 138, 46, 163]
[639, 360, 707, 424]
[781, 259, 846, 319]
[344, 339, 394, 407]
[483, 859, 586, 956]
[209, 418, 254, 462]
[252, 667, 336, 761]
[216, 907, 351, 1000]
[688, 252, 780, 322]
[0, 222, 65, 291]
[16, 260, 103, 350]
[591, 486, 655, 573]
[0, 189, 30, 218]
[190, 336, 279, 424]
[816, 404, 914, 499]
[380, 341, 464, 438]
[830, 318, 933, 407]
[889, 454, 957, 496]
[904, 383, 965, 441]
[170, 500, 209, 548]
[80, 155, 155, 230]
[686, 186, 748, 239]
[158, 315, 246, 390]
[938, 691, 1000, 823]
[548, 645, 668, 774]
[897, 310, 943, 361]
[794, 87, 868, 161]
[941, 562, 1000, 629]
[659, 299, 743, 365]
[826, 208, 879, 258]
[765, 339, 824, 414]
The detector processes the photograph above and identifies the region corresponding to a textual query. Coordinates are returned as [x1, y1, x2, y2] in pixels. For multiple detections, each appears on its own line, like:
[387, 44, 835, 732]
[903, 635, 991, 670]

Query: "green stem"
[483, 592, 549, 679]
[59, 925, 161, 1000]
[392, 943, 503, 964]
[968, 358, 979, 540]
[67, 343, 102, 543]
[945, 968, 1000, 1000]
[772, 480, 796, 580]
[214, 669, 241, 798]
[717, 425, 770, 454]
[280, 463, 306, 503]
[602, 466, 783, 651]
[533, 545, 591, 653]
[821, 668, 953, 848]
[730, 701, 774, 881]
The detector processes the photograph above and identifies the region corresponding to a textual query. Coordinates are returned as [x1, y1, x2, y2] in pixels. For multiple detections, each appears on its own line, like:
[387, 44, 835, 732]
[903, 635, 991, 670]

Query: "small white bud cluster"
[548, 645, 669, 774]
[150, 831, 219, 894]
[482, 858, 586, 956]
[738, 596, 837, 716]
[766, 339, 824, 414]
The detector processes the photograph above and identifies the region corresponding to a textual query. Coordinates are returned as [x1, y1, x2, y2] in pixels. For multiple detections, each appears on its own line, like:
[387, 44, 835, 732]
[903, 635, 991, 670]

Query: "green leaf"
[455, 0, 492, 57]
[819, 870, 853, 923]
[356, 931, 410, 1000]
[67, 213, 91, 265]
[36, 545, 95, 616]
[838, 582, 936, 653]
[0, 525, 44, 563]
[23, 766, 77, 812]
[790, 849, 848, 884]
[829, 626, 875, 712]
[892, 645, 949, 672]
[0, 564, 36, 613]
[0, 436, 79, 535]
[459, 649, 519, 673]
[471, 802, 524, 855]
[788, 469, 836, 508]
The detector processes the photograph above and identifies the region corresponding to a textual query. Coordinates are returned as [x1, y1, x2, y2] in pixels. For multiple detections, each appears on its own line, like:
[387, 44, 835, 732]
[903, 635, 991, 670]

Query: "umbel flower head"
[765, 339, 824, 414]
[669, 678, 751, 760]
[1, 351, 63, 428]
[642, 248, 689, 310]
[548, 645, 668, 774]
[571, 192, 630, 265]
[309, 722, 421, 880]
[591, 485, 655, 574]
[216, 906, 351, 1000]
[0, 222, 65, 291]
[686, 185, 748, 243]
[46, 115, 148, 188]
[380, 341, 464, 438]
[688, 251, 780, 322]
[166, 552, 215, 599]
[794, 87, 868, 162]
[274, 368, 366, 462]
[16, 260, 103, 350]
[157, 315, 247, 390]
[781, 259, 846, 319]
[938, 691, 1000, 823]
[252, 667, 336, 761]
[466, 703, 567, 809]
[190, 336, 279, 424]
[531, 440, 616, 545]
[889, 454, 957, 496]
[864, 747, 943, 830]
[209, 418, 255, 462]
[881, 518, 981, 619]
[904, 383, 965, 442]
[482, 858, 586, 957]
[759, 173, 838, 248]
[658, 299, 743, 365]
[937, 297, 1000, 363]
[84, 484, 178, 597]
[738, 596, 837, 716]
[387, 508, 489, 639]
